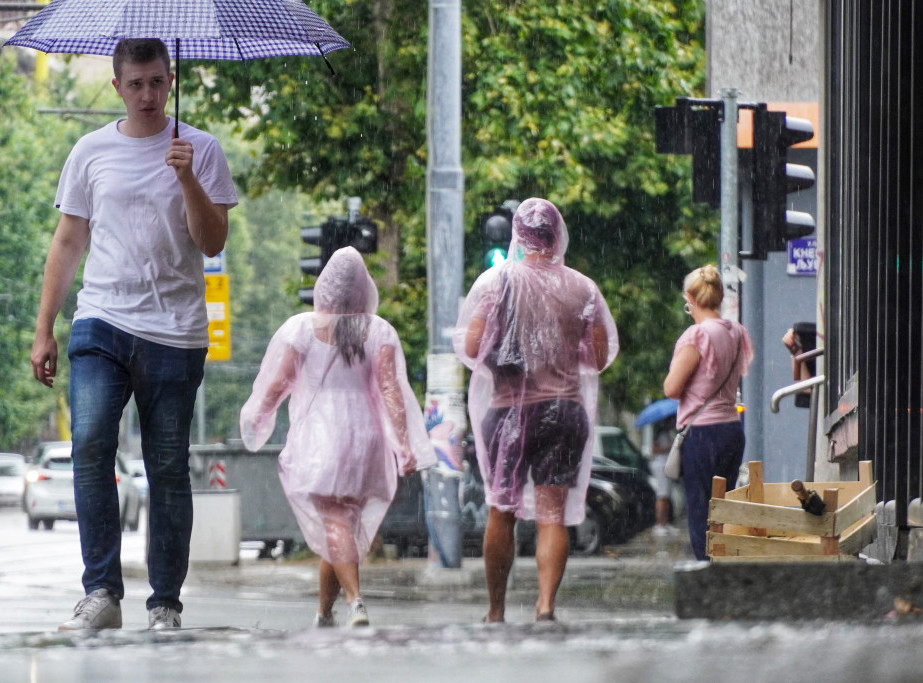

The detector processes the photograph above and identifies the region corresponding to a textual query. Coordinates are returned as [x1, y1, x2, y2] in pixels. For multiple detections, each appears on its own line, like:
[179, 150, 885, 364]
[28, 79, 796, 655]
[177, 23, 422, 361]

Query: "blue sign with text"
[787, 238, 817, 276]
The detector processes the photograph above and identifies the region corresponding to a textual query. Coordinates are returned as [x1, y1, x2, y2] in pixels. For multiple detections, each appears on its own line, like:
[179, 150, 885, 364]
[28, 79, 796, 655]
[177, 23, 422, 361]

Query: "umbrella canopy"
[633, 398, 679, 428]
[4, 0, 351, 133]
[4, 0, 351, 59]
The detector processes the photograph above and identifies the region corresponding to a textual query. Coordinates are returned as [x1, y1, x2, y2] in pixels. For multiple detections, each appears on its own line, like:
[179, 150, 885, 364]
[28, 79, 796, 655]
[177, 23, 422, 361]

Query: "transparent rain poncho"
[240, 247, 435, 564]
[453, 198, 619, 525]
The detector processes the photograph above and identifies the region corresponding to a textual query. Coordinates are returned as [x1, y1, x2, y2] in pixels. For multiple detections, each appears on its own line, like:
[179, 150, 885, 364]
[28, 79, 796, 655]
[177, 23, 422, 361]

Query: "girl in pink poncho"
[453, 197, 619, 623]
[240, 247, 435, 628]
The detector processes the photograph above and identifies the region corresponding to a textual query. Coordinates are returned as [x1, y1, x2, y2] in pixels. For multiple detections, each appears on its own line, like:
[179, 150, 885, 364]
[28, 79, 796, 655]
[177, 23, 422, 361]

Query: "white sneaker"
[652, 524, 680, 538]
[59, 589, 122, 630]
[346, 598, 369, 627]
[314, 611, 337, 628]
[148, 605, 182, 630]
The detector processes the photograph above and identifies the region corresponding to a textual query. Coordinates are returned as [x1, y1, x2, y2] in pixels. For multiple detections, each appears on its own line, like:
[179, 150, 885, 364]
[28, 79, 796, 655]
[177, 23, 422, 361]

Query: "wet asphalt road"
[2, 507, 923, 682]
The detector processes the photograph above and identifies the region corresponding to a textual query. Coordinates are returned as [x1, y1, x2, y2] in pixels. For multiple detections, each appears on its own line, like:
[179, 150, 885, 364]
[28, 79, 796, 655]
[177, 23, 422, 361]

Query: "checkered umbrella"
[4, 0, 351, 133]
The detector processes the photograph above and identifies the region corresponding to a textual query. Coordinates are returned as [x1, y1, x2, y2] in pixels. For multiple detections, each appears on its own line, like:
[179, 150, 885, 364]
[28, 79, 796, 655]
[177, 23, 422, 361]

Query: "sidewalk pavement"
[125, 525, 694, 615]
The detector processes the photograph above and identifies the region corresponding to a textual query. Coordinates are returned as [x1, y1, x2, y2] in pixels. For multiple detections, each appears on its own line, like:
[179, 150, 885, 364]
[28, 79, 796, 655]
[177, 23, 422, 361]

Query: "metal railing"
[770, 348, 825, 482]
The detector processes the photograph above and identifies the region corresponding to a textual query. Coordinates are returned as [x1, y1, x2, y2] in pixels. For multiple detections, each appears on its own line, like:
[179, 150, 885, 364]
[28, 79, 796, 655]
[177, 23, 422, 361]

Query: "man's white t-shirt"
[55, 117, 238, 348]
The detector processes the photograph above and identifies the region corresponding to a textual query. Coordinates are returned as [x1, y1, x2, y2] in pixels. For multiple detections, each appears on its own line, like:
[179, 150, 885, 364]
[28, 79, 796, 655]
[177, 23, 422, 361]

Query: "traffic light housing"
[299, 217, 345, 306]
[748, 108, 815, 259]
[481, 199, 519, 269]
[654, 101, 721, 208]
[298, 210, 379, 306]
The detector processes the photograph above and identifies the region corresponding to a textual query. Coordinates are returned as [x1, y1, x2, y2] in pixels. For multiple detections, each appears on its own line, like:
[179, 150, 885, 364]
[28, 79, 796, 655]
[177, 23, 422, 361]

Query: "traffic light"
[748, 107, 815, 259]
[298, 200, 379, 306]
[298, 217, 347, 306]
[654, 100, 721, 208]
[350, 216, 378, 254]
[481, 199, 519, 269]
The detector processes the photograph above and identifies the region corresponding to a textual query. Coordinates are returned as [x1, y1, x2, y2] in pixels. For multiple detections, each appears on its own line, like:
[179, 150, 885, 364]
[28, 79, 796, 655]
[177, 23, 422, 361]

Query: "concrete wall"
[706, 0, 819, 101]
[706, 1, 823, 483]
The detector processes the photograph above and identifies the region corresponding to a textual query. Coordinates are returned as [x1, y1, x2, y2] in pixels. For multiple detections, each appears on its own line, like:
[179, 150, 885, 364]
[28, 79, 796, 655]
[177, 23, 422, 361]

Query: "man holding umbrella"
[30, 38, 237, 631]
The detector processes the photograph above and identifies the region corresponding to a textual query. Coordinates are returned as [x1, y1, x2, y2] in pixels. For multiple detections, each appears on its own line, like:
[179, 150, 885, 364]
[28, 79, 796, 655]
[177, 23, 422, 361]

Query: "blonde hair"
[683, 264, 723, 311]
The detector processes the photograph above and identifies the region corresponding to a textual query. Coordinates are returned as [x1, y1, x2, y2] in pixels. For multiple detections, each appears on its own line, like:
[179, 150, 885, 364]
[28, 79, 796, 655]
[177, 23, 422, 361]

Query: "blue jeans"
[68, 318, 206, 611]
[680, 421, 745, 561]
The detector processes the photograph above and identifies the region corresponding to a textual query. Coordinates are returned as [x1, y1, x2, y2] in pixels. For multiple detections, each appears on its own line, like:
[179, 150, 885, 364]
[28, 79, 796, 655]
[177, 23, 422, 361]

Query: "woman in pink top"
[240, 247, 435, 627]
[663, 265, 754, 560]
[454, 198, 618, 623]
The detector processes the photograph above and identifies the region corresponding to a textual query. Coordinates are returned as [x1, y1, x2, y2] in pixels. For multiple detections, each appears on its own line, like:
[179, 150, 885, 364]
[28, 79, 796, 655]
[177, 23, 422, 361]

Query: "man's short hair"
[113, 39, 171, 79]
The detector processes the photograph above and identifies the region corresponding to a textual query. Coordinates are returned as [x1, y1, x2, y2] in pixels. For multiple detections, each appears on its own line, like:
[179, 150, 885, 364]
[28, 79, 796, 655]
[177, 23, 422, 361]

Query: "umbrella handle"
[174, 38, 180, 138]
[316, 43, 336, 77]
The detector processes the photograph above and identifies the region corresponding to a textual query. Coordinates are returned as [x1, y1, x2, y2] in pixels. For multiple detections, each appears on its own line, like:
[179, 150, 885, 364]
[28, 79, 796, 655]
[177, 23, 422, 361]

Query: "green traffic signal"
[481, 200, 519, 270]
[484, 246, 508, 269]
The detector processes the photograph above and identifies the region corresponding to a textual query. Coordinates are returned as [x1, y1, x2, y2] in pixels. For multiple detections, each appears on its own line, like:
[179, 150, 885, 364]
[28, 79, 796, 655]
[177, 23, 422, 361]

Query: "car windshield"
[0, 462, 24, 476]
[599, 432, 645, 470]
[44, 457, 73, 471]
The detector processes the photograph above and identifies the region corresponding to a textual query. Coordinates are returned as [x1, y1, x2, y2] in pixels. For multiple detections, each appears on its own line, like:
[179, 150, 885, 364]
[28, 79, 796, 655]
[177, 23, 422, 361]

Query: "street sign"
[203, 252, 225, 274]
[204, 273, 231, 361]
[787, 237, 818, 276]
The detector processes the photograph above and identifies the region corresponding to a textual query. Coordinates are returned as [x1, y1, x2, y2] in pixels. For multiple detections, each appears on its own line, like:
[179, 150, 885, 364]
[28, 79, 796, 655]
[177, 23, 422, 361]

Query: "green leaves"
[0, 55, 83, 449]
[184, 0, 716, 421]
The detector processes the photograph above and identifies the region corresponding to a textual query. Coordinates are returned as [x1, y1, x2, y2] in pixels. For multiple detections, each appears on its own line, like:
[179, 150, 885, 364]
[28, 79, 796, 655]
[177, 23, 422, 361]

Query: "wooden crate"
[707, 460, 877, 561]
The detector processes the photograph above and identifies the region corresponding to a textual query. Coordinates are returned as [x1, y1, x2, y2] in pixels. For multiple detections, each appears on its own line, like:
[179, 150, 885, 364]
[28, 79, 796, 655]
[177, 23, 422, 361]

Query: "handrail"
[795, 348, 824, 363]
[770, 375, 826, 413]
[771, 343, 825, 482]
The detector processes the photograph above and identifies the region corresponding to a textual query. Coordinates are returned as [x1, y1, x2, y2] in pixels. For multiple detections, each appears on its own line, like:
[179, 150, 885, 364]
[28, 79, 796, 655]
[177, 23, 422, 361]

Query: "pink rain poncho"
[453, 198, 619, 526]
[240, 247, 435, 564]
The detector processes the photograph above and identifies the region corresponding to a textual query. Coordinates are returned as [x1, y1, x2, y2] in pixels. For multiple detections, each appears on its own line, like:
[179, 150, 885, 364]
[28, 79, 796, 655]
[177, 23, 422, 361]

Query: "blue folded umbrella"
[634, 398, 679, 428]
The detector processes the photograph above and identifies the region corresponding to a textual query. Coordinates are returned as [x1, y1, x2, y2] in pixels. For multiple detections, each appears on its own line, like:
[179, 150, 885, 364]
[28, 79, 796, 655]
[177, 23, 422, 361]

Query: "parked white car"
[123, 456, 149, 508]
[0, 453, 26, 507]
[22, 442, 141, 531]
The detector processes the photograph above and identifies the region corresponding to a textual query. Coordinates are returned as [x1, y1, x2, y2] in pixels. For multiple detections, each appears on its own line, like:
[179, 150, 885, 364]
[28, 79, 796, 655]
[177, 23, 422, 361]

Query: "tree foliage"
[194, 2, 717, 431]
[1, 2, 717, 448]
[0, 55, 83, 450]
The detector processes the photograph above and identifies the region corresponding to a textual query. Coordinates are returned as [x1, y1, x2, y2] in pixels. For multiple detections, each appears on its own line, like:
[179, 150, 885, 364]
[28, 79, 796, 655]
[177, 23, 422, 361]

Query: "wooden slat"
[707, 531, 828, 557]
[709, 497, 835, 536]
[725, 484, 750, 501]
[758, 481, 866, 507]
[747, 461, 767, 536]
[748, 461, 764, 503]
[832, 485, 877, 535]
[837, 513, 878, 555]
[709, 476, 727, 544]
[820, 489, 841, 554]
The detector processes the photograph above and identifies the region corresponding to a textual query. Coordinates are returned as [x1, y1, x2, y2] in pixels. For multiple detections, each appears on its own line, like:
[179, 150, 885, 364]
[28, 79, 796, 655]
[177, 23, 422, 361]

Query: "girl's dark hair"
[333, 315, 369, 366]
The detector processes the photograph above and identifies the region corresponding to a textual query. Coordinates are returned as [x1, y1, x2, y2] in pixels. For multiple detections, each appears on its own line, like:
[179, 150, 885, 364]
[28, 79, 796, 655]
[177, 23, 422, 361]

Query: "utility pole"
[719, 87, 740, 322]
[424, 0, 464, 569]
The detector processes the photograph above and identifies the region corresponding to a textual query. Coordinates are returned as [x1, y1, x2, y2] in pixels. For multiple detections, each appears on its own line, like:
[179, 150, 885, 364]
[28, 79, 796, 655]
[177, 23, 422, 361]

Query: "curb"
[126, 529, 690, 613]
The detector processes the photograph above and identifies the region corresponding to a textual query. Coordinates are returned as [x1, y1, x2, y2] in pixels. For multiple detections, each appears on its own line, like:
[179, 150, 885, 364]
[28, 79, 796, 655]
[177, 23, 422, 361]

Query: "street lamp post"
[424, 0, 464, 568]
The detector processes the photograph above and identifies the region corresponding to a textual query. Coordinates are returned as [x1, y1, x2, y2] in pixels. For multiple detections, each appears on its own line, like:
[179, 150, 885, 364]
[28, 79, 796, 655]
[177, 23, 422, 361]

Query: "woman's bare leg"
[534, 485, 569, 618]
[483, 507, 517, 622]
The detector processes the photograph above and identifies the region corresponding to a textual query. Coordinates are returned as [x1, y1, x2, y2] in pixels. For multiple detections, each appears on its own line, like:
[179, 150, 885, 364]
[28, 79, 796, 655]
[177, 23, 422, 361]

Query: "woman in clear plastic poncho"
[454, 197, 618, 623]
[240, 247, 435, 628]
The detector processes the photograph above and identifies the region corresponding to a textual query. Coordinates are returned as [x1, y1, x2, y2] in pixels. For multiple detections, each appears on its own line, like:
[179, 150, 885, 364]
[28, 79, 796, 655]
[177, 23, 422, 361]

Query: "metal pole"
[424, 0, 464, 569]
[719, 88, 740, 322]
